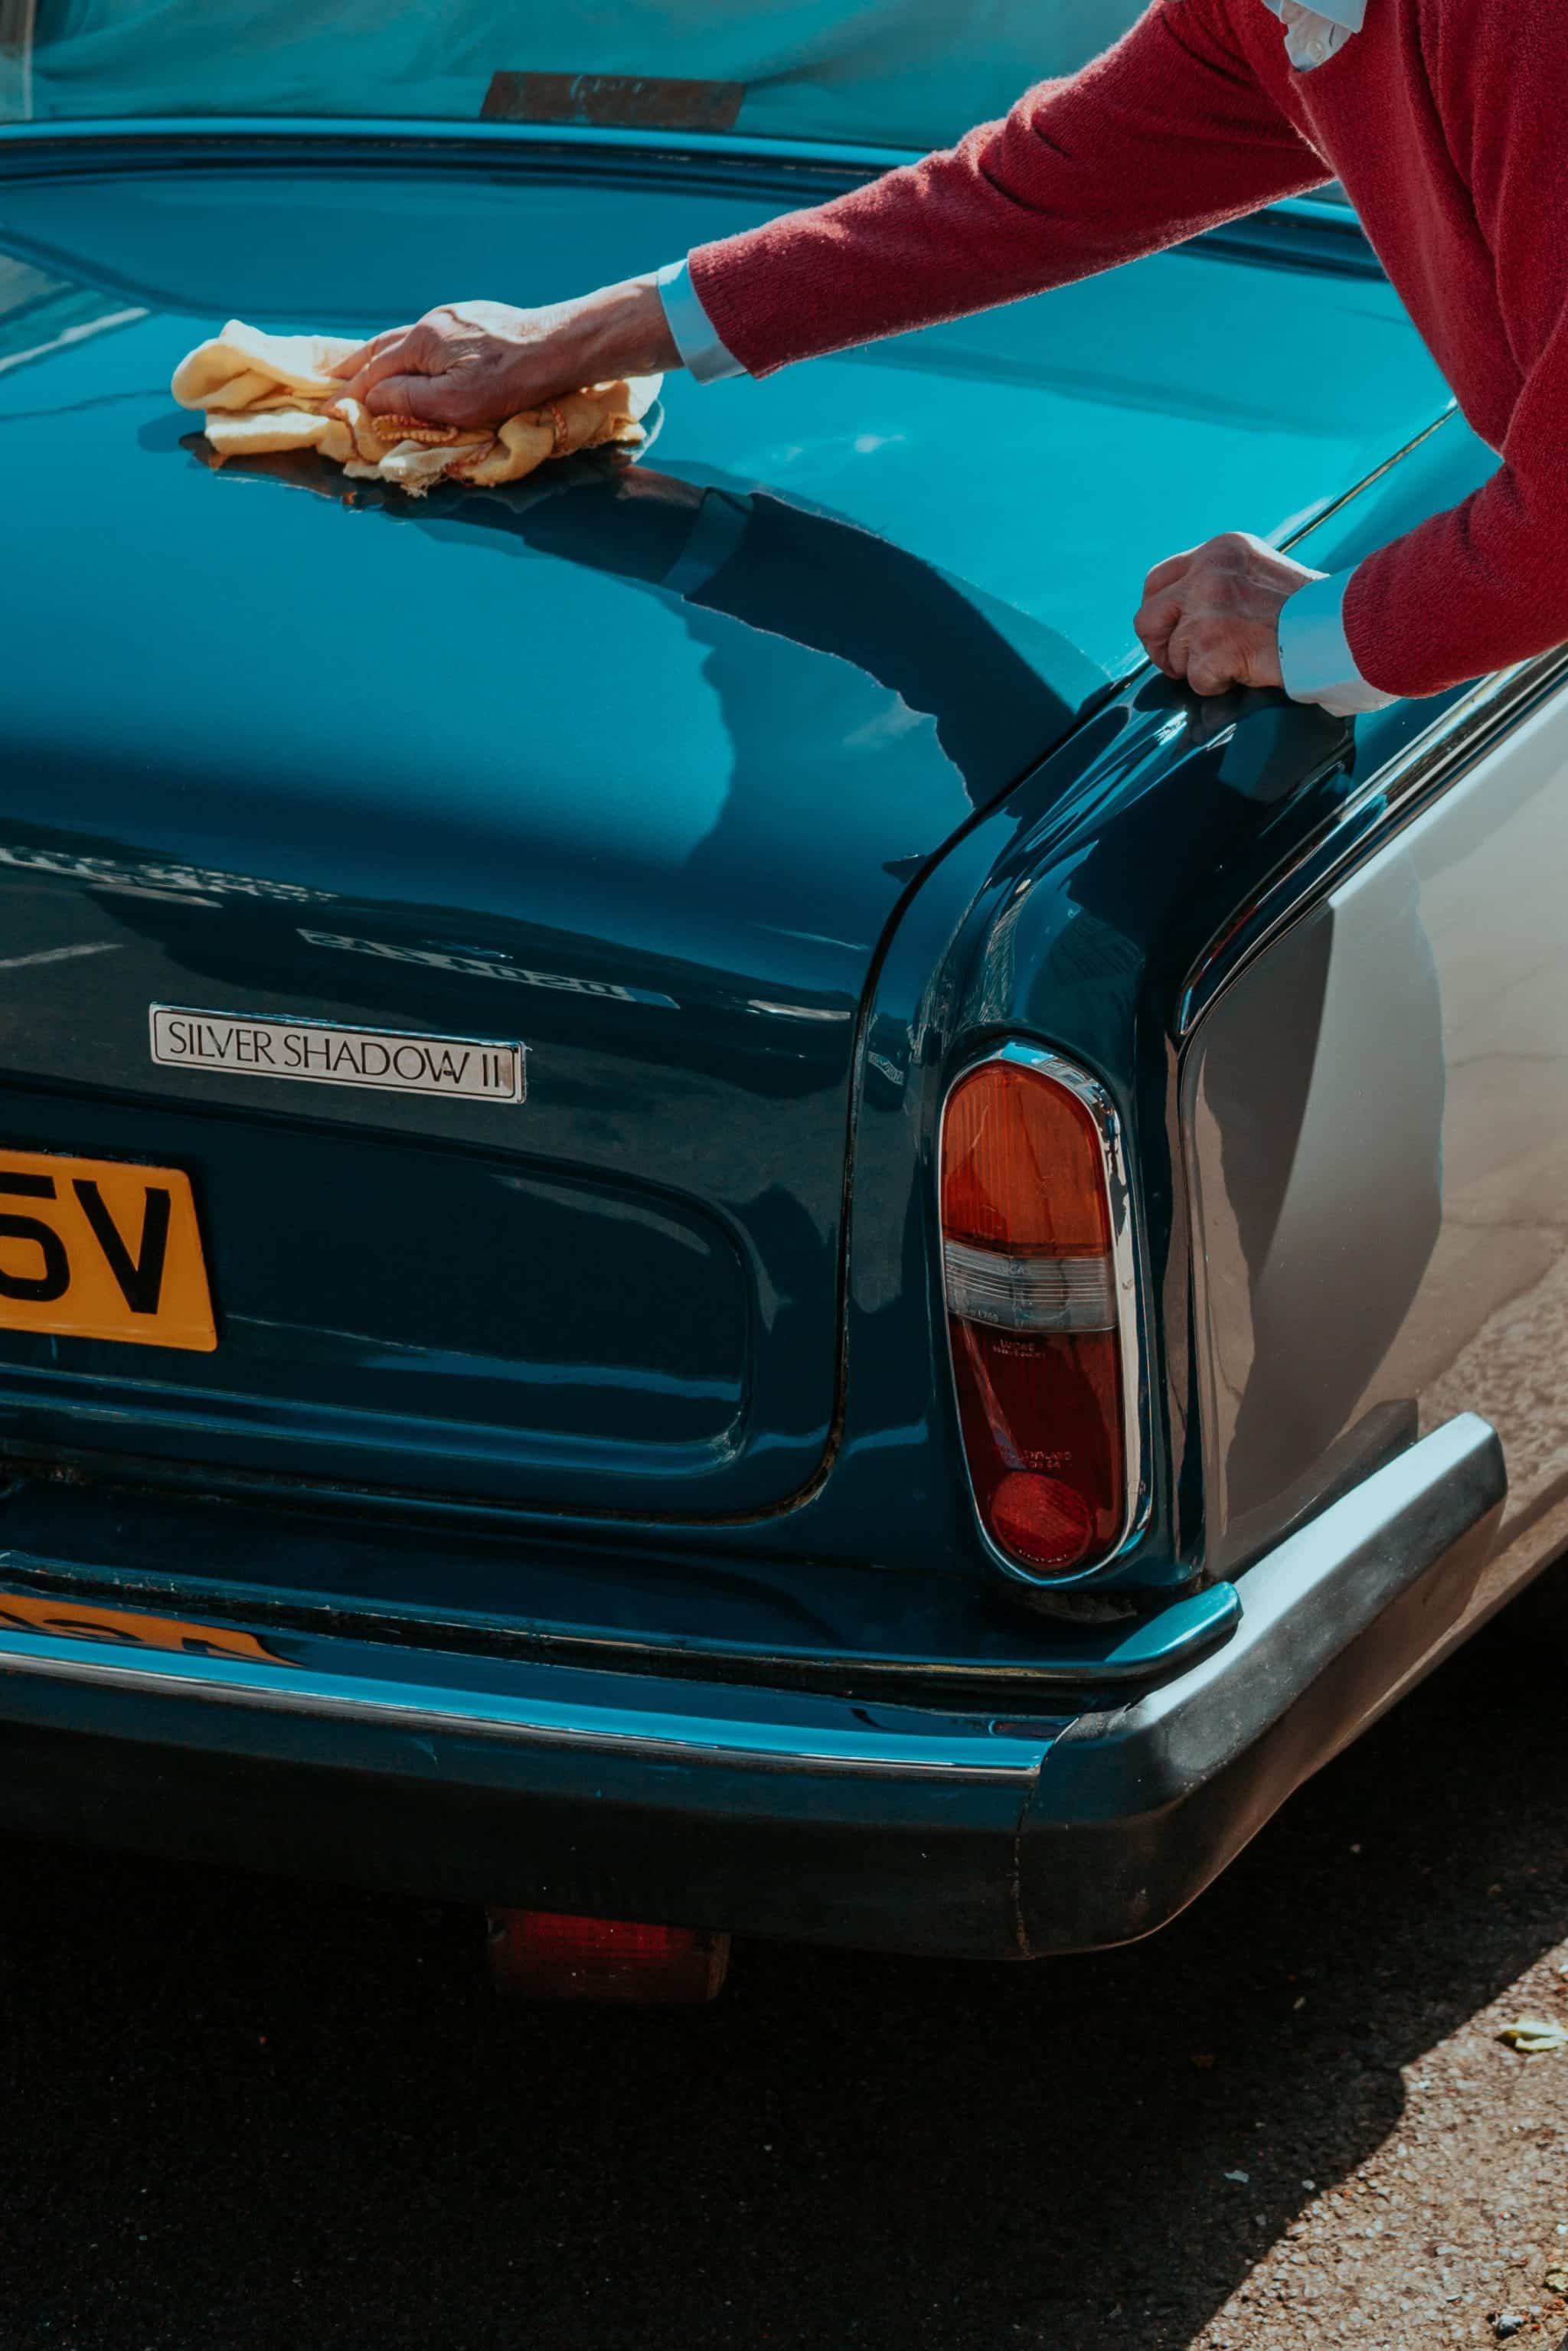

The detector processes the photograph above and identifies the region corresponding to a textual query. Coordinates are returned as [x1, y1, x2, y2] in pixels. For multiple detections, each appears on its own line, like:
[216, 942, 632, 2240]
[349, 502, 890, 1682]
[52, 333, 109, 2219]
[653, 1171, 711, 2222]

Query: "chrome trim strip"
[0, 1628, 1050, 1781]
[1180, 646, 1568, 1036]
[1273, 409, 1454, 563]
[938, 1043, 1152, 1591]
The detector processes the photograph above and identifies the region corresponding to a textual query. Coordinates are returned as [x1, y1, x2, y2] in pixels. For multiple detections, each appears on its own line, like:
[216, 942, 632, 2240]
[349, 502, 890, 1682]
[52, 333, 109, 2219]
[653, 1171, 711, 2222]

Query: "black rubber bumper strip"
[0, 1413, 1504, 1961]
[1017, 1411, 1506, 1954]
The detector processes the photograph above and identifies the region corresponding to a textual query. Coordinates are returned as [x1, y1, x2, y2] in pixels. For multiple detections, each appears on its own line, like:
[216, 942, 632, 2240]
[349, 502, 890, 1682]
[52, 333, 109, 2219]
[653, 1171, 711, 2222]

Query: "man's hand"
[332, 283, 681, 426]
[1134, 531, 1323, 697]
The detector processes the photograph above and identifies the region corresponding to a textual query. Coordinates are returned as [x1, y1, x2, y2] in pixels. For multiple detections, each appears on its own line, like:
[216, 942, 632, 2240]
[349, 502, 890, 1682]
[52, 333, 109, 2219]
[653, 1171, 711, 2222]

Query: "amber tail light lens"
[940, 1054, 1133, 1579]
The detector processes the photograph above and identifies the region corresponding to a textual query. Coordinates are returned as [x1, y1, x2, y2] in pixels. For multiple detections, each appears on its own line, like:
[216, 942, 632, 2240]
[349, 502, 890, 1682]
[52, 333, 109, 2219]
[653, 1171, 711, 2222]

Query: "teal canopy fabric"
[11, 0, 1144, 147]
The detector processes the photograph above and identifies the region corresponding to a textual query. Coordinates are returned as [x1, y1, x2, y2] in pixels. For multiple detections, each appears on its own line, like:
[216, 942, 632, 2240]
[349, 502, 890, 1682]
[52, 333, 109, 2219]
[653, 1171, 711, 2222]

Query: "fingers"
[1140, 590, 1249, 697]
[1135, 547, 1198, 675]
[1140, 547, 1195, 601]
[329, 325, 413, 386]
[358, 371, 468, 423]
[1133, 586, 1184, 676]
[339, 329, 435, 404]
[1169, 619, 1233, 700]
[1134, 535, 1282, 696]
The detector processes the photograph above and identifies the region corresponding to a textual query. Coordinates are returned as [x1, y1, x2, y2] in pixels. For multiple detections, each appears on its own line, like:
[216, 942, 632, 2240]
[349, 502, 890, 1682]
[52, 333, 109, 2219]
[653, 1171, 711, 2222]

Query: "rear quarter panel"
[1184, 673, 1568, 1615]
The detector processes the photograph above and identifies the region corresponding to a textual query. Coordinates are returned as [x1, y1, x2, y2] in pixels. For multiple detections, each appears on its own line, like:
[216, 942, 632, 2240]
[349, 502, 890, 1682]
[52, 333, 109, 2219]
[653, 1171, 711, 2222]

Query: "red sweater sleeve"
[687, 0, 1328, 377]
[1342, 5, 1568, 698]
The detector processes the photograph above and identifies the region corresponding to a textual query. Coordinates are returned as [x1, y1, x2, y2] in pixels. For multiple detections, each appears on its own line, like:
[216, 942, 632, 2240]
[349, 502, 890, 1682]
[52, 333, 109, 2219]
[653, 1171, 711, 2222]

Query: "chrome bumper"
[0, 1415, 1505, 1957]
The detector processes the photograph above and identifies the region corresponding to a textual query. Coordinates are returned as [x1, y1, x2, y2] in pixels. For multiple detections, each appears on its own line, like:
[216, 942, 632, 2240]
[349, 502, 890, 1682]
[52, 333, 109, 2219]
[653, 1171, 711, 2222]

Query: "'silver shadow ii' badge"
[149, 1006, 526, 1103]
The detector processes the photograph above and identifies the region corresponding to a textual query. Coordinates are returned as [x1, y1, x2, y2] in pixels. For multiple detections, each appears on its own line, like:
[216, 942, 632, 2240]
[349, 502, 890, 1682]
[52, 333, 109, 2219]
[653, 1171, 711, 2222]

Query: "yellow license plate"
[0, 1147, 217, 1352]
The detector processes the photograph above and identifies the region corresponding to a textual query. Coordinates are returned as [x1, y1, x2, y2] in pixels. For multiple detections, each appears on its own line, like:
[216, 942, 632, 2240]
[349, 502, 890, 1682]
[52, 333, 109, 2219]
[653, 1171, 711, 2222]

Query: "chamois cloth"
[687, 0, 1568, 703]
[172, 320, 660, 495]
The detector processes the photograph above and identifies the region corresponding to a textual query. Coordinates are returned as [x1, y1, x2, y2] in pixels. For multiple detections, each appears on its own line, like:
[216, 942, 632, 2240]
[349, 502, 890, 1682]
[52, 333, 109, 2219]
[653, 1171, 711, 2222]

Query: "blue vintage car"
[0, 1, 1557, 1993]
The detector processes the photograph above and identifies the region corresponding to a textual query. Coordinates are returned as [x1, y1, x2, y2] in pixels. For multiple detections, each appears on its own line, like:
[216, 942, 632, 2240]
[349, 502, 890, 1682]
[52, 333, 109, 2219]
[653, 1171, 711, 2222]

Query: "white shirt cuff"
[654, 258, 746, 385]
[1278, 570, 1398, 718]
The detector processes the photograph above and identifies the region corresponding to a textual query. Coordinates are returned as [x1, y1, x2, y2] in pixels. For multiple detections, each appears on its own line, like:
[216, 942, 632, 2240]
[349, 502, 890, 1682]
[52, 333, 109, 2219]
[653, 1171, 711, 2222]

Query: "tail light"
[940, 1047, 1140, 1582]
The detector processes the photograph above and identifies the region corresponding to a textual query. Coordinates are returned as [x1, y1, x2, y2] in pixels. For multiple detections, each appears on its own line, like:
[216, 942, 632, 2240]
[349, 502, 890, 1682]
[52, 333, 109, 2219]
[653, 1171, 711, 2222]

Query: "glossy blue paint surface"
[0, 131, 1478, 1605]
[865, 413, 1500, 1592]
[0, 1471, 1241, 1692]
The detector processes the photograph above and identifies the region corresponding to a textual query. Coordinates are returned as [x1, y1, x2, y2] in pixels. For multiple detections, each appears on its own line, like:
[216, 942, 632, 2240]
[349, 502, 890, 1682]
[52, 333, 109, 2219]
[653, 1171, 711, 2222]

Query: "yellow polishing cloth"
[172, 319, 660, 495]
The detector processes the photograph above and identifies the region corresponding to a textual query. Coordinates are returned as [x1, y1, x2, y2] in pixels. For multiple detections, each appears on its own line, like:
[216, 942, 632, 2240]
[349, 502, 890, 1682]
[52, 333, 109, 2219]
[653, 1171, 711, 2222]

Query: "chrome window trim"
[1179, 647, 1568, 1038]
[938, 1041, 1152, 1594]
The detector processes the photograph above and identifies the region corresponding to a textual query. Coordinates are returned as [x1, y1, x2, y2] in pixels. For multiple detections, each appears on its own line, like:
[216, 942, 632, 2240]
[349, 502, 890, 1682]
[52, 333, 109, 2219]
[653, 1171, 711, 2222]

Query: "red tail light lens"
[941, 1054, 1134, 1580]
[942, 1059, 1111, 1255]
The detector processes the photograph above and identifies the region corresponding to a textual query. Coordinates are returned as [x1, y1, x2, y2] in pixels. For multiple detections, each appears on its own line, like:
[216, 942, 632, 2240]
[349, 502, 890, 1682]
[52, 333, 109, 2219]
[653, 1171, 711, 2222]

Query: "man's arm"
[688, 0, 1326, 377]
[1335, 4, 1568, 699]
[335, 1, 1323, 420]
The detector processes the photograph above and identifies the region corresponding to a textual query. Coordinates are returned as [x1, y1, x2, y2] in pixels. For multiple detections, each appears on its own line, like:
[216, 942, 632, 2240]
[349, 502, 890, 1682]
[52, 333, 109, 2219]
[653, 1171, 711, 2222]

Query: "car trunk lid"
[0, 145, 1454, 1519]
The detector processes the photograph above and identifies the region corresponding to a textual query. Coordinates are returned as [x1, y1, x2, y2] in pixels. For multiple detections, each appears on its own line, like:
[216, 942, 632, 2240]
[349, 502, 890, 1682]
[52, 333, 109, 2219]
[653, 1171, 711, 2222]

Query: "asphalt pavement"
[3, 1605, 1568, 2351]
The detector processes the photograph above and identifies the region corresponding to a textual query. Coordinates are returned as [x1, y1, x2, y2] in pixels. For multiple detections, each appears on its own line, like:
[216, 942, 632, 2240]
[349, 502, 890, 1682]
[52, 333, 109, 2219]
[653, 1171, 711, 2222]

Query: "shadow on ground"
[1, 1613, 1565, 2351]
